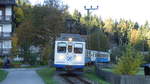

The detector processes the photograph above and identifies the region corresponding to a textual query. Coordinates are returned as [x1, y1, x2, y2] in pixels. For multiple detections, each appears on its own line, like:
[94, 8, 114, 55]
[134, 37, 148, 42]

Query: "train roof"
[56, 33, 85, 42]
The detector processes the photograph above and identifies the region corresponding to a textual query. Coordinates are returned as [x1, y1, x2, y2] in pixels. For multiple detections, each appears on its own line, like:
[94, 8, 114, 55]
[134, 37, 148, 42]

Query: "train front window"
[57, 42, 66, 53]
[68, 45, 72, 53]
[74, 43, 83, 54]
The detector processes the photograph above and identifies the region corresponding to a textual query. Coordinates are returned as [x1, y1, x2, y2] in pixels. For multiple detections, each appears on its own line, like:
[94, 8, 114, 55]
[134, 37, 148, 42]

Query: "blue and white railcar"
[54, 34, 86, 72]
[85, 50, 91, 64]
[96, 52, 110, 63]
[86, 50, 110, 63]
[85, 50, 97, 64]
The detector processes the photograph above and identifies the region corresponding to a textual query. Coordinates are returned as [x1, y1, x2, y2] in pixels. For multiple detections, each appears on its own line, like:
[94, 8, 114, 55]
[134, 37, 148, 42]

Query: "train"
[54, 34, 86, 73]
[85, 50, 110, 64]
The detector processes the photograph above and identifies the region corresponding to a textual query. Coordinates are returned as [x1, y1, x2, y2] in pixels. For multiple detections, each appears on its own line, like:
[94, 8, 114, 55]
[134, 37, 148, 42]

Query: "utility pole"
[84, 5, 99, 49]
[84, 5, 99, 21]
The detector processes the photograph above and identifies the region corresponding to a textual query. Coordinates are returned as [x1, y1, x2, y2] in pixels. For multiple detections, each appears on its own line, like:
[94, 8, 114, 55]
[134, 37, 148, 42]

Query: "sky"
[29, 0, 150, 25]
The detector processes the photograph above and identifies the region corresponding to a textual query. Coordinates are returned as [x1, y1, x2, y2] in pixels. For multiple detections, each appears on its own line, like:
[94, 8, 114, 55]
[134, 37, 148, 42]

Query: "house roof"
[0, 0, 16, 5]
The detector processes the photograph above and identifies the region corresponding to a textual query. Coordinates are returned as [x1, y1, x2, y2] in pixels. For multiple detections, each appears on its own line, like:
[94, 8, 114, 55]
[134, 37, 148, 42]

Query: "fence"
[96, 66, 150, 84]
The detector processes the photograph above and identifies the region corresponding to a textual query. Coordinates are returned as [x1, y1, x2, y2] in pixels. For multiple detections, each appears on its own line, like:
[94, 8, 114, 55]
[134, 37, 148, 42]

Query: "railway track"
[76, 76, 92, 84]
[60, 74, 92, 84]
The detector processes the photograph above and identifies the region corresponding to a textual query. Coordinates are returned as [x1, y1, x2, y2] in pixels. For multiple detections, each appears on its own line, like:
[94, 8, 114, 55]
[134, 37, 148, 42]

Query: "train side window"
[74, 43, 83, 54]
[57, 42, 66, 53]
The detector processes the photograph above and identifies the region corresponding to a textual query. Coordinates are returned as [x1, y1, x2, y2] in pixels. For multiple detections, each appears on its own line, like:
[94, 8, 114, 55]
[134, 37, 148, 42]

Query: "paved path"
[0, 68, 45, 84]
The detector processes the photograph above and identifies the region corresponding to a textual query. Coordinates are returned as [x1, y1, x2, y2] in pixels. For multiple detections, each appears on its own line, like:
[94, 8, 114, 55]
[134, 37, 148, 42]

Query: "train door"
[90, 51, 96, 62]
[66, 43, 73, 64]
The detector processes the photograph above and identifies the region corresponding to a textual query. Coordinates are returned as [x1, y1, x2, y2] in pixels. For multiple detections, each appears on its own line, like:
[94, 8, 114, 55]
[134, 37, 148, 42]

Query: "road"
[0, 68, 45, 84]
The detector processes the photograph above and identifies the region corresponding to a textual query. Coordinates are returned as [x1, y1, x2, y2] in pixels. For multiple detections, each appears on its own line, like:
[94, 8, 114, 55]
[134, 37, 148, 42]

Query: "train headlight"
[68, 38, 72, 42]
[58, 55, 65, 60]
[75, 56, 82, 62]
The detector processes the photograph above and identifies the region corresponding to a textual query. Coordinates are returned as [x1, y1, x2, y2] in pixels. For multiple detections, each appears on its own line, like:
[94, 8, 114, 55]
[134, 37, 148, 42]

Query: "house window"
[0, 25, 12, 37]
[5, 7, 12, 21]
[2, 40, 12, 49]
[0, 10, 2, 20]
[0, 40, 12, 54]
[0, 42, 2, 49]
[0, 25, 2, 36]
[5, 16, 11, 21]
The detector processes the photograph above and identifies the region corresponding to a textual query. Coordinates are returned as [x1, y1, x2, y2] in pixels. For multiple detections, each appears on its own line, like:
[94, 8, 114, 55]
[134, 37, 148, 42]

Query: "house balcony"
[0, 15, 12, 23]
[0, 48, 11, 56]
[0, 32, 12, 39]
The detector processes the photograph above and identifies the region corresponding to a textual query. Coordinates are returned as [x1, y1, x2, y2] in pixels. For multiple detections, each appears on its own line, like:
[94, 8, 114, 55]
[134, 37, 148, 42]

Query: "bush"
[0, 58, 3, 68]
[144, 52, 150, 63]
[11, 61, 22, 68]
[40, 44, 52, 65]
[28, 53, 38, 65]
[111, 45, 126, 64]
[134, 40, 149, 51]
[88, 30, 109, 51]
[114, 44, 143, 75]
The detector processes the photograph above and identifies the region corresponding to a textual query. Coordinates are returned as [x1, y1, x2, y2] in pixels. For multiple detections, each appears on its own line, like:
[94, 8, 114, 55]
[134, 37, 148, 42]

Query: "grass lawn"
[37, 67, 56, 84]
[21, 65, 43, 68]
[0, 70, 8, 82]
[84, 66, 110, 84]
[137, 68, 144, 75]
